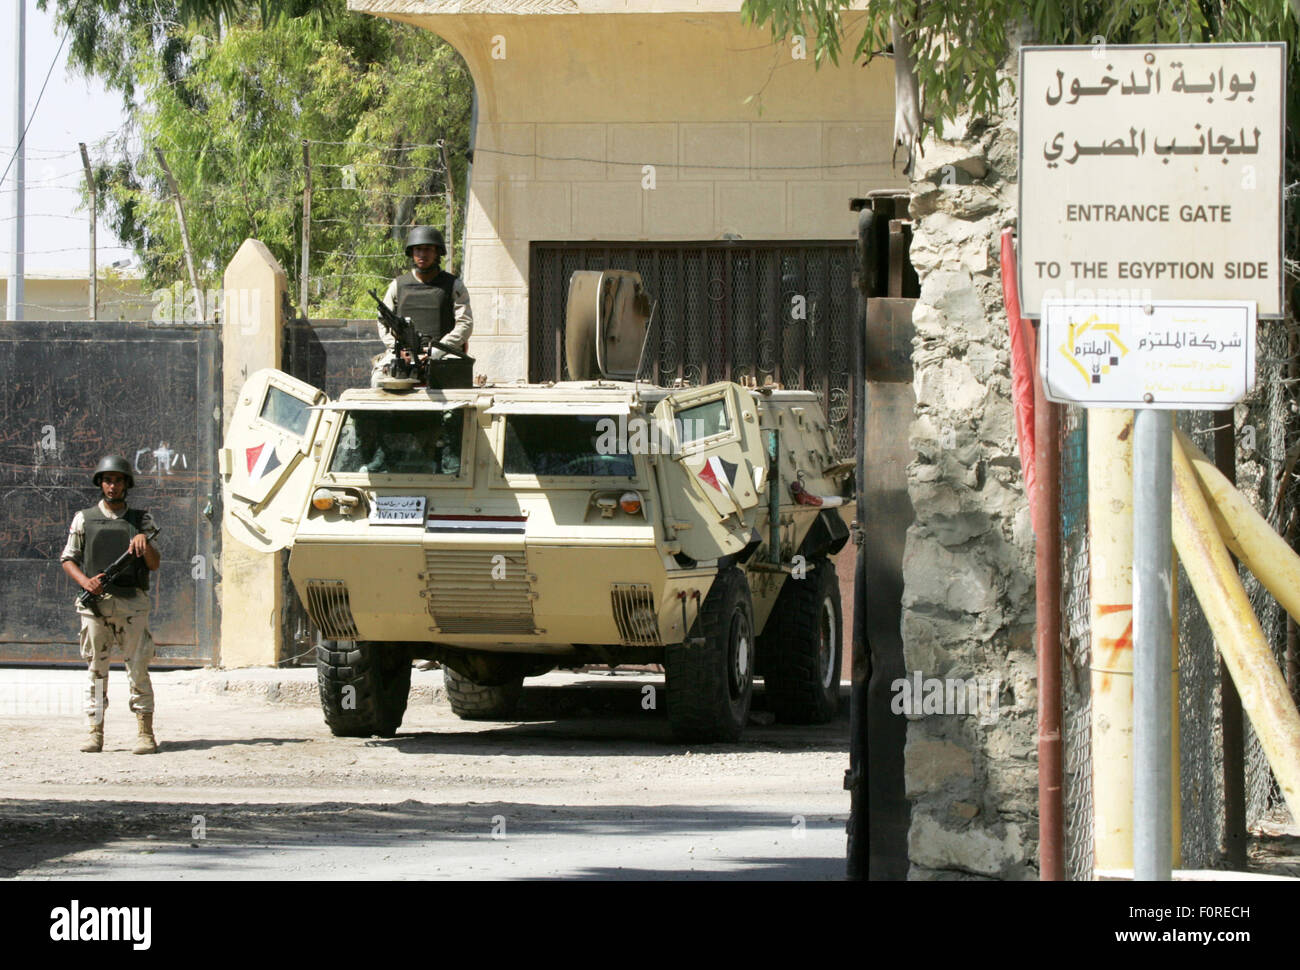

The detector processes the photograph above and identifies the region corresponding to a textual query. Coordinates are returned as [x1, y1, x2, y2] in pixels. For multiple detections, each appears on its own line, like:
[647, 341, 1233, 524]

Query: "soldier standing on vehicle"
[60, 455, 162, 754]
[372, 226, 473, 386]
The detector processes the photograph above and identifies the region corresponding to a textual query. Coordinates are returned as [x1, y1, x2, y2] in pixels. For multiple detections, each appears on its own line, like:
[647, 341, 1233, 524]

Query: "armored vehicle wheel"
[316, 640, 412, 738]
[760, 557, 842, 724]
[666, 567, 755, 743]
[444, 666, 524, 720]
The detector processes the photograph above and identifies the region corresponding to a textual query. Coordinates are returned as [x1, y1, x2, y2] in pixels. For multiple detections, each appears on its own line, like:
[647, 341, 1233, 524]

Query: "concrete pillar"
[219, 239, 286, 667]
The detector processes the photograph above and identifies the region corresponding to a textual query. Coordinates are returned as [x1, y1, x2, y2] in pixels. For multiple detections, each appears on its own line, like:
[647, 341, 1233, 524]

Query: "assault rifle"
[369, 289, 423, 381]
[77, 527, 161, 618]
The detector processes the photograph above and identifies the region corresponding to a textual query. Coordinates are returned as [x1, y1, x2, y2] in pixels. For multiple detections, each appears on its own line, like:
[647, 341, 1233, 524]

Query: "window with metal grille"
[529, 242, 858, 457]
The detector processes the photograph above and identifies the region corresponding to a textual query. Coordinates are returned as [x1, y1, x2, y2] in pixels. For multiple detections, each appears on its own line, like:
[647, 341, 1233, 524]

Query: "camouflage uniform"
[60, 502, 160, 728]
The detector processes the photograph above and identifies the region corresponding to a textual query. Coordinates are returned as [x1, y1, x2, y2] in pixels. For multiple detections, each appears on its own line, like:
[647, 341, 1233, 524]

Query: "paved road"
[0, 666, 851, 880]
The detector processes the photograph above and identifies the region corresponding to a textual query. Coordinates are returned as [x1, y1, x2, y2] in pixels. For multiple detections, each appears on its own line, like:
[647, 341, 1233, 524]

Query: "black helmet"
[92, 454, 134, 489]
[404, 226, 446, 257]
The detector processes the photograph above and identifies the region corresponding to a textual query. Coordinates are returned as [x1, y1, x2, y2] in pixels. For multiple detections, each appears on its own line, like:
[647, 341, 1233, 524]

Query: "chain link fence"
[1060, 319, 1298, 879]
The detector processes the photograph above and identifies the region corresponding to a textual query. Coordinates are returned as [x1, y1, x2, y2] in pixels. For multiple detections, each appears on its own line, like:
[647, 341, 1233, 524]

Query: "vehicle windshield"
[329, 410, 463, 476]
[503, 414, 635, 478]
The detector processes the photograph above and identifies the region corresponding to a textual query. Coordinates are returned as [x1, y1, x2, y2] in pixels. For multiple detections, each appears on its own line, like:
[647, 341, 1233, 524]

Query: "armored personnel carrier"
[221, 270, 851, 742]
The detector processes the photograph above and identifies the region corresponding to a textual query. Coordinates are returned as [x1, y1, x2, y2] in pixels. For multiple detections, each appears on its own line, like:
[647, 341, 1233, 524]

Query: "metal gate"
[529, 242, 859, 457]
[0, 320, 220, 665]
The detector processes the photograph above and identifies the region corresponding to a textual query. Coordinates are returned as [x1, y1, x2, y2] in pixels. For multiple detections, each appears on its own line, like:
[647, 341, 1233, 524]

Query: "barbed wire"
[0, 185, 98, 195]
[5, 303, 156, 314]
[0, 146, 84, 160]
[0, 167, 92, 184]
[312, 251, 407, 260]
[312, 160, 446, 174]
[1, 246, 136, 255]
[0, 213, 92, 222]
[311, 188, 450, 198]
[310, 271, 401, 283]
[305, 138, 448, 150]
[467, 146, 885, 172]
[306, 218, 418, 228]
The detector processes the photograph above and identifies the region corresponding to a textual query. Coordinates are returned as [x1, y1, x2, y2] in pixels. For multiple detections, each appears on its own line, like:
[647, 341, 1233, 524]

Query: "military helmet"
[404, 226, 446, 257]
[92, 454, 135, 490]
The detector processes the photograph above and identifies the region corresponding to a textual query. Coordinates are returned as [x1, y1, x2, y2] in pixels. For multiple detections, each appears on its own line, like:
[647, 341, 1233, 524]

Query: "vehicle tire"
[316, 639, 412, 738]
[666, 566, 755, 743]
[444, 666, 524, 720]
[760, 557, 842, 724]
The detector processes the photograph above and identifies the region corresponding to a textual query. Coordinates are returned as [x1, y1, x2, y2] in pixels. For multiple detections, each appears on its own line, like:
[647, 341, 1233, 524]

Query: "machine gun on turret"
[369, 289, 475, 389]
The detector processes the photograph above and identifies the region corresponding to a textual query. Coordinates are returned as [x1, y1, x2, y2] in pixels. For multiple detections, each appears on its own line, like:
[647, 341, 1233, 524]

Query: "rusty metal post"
[1214, 419, 1248, 869]
[1033, 323, 1065, 881]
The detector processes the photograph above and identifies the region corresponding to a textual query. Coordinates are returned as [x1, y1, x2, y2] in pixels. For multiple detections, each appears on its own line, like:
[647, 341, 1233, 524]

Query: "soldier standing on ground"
[372, 226, 473, 386]
[60, 455, 161, 754]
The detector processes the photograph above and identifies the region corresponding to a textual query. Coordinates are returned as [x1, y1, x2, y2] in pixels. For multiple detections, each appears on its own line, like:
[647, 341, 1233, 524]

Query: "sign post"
[1040, 299, 1257, 880]
[1021, 42, 1283, 881]
[1132, 406, 1173, 880]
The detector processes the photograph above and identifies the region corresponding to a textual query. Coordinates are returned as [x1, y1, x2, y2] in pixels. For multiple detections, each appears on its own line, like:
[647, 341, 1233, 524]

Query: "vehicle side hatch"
[220, 368, 328, 551]
[652, 382, 767, 560]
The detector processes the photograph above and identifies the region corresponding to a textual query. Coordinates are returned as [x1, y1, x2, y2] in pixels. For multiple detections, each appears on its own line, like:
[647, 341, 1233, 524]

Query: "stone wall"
[900, 101, 1041, 879]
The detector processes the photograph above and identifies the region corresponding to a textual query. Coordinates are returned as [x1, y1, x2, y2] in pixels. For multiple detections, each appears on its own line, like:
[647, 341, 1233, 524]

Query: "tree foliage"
[42, 0, 472, 316]
[741, 0, 1300, 141]
[742, 0, 1300, 287]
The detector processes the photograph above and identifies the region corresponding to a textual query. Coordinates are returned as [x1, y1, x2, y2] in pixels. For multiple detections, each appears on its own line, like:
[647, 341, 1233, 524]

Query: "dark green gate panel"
[529, 241, 858, 458]
[0, 320, 219, 666]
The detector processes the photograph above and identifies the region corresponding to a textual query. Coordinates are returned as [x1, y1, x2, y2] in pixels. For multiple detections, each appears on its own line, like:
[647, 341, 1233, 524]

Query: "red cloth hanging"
[1000, 227, 1038, 527]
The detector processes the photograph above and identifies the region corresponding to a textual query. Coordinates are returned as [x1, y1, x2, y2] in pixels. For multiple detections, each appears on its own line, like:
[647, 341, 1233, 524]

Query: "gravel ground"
[0, 666, 852, 880]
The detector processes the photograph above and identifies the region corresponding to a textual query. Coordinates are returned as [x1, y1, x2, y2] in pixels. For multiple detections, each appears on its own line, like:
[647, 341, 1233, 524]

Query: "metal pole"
[300, 139, 310, 316]
[1032, 323, 1065, 881]
[1091, 409, 1137, 871]
[1133, 407, 1173, 880]
[7, 0, 26, 322]
[79, 143, 96, 320]
[1213, 419, 1247, 868]
[153, 147, 203, 322]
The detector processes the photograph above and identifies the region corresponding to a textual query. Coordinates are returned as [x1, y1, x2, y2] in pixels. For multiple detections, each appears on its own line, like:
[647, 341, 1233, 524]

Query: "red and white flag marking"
[245, 442, 282, 482]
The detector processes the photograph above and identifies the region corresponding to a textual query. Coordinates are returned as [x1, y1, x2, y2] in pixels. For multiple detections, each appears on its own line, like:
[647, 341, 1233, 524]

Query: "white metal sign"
[1019, 44, 1285, 318]
[1040, 299, 1256, 409]
[368, 495, 426, 524]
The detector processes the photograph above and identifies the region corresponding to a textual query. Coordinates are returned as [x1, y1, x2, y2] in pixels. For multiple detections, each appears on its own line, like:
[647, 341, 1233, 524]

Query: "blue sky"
[1, 0, 134, 276]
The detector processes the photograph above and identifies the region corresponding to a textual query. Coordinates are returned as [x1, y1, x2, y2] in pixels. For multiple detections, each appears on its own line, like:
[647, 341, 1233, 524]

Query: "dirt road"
[0, 667, 851, 879]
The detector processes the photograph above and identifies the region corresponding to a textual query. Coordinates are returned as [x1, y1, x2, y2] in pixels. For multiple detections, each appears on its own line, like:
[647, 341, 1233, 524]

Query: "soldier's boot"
[80, 720, 104, 753]
[132, 713, 157, 755]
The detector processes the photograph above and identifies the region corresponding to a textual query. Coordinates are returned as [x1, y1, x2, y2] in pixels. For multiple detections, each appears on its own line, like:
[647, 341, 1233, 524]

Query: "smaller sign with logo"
[1040, 299, 1256, 409]
[368, 495, 427, 524]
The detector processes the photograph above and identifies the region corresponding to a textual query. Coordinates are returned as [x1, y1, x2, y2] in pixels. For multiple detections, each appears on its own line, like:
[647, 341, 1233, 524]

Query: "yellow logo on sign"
[1059, 316, 1130, 387]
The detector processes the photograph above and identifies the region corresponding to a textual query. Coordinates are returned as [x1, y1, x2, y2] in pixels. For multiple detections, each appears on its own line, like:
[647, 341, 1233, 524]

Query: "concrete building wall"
[0, 274, 155, 322]
[352, 1, 905, 381]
